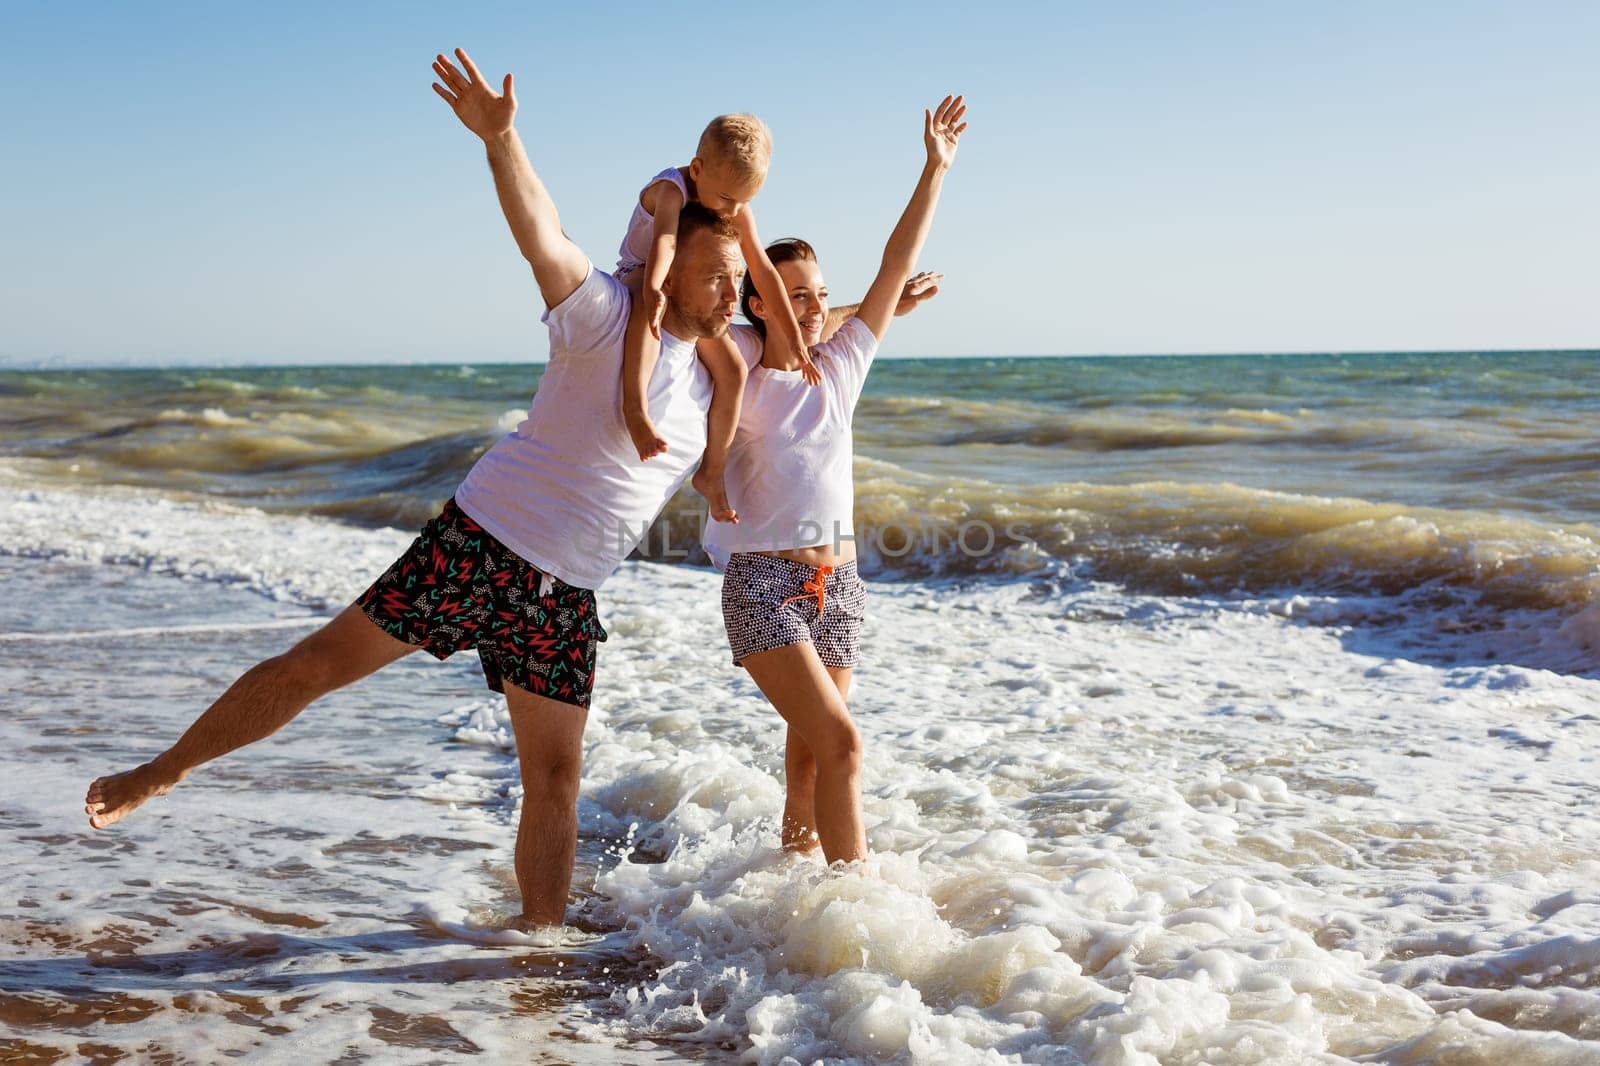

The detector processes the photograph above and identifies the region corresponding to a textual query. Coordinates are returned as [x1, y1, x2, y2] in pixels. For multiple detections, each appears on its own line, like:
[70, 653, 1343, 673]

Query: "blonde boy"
[617, 114, 816, 522]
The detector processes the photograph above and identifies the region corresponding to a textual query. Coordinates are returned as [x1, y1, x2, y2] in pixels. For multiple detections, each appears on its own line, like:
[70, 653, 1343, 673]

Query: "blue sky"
[2, 0, 1596, 365]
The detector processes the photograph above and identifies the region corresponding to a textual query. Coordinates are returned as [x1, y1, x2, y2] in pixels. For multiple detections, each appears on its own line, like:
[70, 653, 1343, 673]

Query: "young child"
[616, 114, 817, 523]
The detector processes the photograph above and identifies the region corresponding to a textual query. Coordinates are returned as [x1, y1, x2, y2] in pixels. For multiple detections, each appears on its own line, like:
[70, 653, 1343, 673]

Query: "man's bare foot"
[692, 465, 738, 523]
[624, 411, 669, 461]
[85, 761, 182, 829]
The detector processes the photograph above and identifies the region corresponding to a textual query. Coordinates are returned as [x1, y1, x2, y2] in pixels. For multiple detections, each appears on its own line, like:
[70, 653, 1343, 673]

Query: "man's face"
[664, 229, 744, 339]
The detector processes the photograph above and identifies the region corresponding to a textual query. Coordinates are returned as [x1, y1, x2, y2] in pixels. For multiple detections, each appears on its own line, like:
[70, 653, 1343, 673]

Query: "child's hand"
[781, 336, 823, 386]
[924, 94, 968, 170]
[798, 347, 822, 387]
[432, 49, 516, 141]
[645, 287, 667, 341]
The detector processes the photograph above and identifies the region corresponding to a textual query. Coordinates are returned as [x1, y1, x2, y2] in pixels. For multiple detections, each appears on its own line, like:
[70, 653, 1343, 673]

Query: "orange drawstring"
[781, 564, 834, 616]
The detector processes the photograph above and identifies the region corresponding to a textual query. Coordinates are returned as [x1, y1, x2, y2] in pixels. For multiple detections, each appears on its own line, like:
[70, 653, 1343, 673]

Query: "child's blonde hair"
[696, 114, 772, 184]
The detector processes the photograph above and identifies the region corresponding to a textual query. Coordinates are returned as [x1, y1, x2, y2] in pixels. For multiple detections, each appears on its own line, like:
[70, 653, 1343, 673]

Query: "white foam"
[4, 479, 1599, 1063]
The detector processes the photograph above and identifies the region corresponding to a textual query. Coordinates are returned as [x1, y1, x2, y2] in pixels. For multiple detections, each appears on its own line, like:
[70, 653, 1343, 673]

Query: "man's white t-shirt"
[454, 265, 712, 590]
[701, 319, 879, 570]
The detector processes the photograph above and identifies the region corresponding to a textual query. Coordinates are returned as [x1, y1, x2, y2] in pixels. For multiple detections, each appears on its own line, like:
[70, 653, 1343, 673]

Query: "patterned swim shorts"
[721, 554, 866, 668]
[358, 499, 607, 707]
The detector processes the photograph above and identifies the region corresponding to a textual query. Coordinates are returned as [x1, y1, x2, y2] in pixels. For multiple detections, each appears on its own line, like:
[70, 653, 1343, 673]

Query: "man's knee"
[276, 618, 368, 695]
[521, 753, 583, 807]
[266, 642, 343, 700]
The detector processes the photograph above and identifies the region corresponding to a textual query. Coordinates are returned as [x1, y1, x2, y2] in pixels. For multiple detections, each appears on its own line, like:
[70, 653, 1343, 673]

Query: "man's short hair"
[696, 113, 772, 184]
[677, 201, 740, 246]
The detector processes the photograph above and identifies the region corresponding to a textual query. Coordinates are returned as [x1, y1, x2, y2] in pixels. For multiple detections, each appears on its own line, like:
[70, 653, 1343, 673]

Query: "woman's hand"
[432, 48, 516, 141]
[924, 94, 967, 170]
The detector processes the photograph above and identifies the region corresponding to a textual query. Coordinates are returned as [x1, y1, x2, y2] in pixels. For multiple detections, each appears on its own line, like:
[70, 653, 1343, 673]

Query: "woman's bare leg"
[743, 645, 864, 864]
[781, 666, 852, 855]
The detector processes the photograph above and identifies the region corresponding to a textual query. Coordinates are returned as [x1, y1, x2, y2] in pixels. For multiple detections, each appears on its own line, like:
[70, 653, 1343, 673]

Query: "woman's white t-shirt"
[701, 318, 879, 570]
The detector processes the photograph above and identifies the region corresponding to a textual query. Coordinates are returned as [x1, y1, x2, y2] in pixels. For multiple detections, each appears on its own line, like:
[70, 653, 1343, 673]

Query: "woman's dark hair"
[740, 238, 817, 338]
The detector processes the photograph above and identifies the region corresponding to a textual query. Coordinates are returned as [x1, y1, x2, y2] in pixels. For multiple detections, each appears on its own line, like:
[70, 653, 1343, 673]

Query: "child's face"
[694, 159, 764, 219]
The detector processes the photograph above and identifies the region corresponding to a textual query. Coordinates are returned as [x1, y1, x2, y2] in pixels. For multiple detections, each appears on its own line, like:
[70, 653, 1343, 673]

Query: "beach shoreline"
[3, 482, 1598, 1061]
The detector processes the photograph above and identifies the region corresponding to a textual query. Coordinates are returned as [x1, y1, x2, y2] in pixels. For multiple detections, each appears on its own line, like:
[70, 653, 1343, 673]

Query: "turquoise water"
[5, 350, 1596, 521]
[3, 351, 1598, 619]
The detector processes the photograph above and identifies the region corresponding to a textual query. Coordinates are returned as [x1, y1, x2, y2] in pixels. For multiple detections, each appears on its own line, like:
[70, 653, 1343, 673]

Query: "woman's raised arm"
[854, 96, 967, 342]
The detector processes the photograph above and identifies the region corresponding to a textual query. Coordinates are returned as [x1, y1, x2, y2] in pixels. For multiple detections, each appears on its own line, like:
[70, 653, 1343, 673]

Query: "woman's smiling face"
[772, 257, 828, 347]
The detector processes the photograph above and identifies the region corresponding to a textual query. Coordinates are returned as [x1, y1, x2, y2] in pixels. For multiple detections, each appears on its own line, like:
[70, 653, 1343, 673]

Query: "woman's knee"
[788, 734, 818, 771]
[814, 717, 862, 776]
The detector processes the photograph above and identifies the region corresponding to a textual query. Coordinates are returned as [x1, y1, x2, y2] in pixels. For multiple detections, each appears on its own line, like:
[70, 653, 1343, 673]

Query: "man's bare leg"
[781, 665, 852, 854]
[503, 681, 590, 927]
[84, 605, 416, 829]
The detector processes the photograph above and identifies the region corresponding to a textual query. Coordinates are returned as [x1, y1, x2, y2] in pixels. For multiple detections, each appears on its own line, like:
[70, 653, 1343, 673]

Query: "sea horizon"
[3, 345, 1596, 372]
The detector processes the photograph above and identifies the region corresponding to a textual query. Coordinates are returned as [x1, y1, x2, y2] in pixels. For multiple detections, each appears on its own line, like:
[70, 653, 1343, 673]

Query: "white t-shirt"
[701, 319, 879, 570]
[454, 265, 712, 590]
[616, 167, 691, 275]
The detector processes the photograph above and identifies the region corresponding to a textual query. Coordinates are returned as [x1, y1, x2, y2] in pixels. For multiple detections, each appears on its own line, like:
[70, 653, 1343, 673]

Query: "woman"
[699, 95, 968, 864]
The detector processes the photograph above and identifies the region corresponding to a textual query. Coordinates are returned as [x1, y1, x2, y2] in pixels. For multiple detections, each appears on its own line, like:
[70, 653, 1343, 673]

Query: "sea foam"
[4, 480, 1599, 1063]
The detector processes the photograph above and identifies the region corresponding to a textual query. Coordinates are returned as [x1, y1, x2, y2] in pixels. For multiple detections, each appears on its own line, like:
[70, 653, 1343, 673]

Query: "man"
[85, 49, 740, 929]
[85, 49, 938, 928]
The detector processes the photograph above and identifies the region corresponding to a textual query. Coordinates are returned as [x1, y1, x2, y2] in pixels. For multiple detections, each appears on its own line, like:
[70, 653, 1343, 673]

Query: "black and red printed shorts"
[358, 499, 607, 707]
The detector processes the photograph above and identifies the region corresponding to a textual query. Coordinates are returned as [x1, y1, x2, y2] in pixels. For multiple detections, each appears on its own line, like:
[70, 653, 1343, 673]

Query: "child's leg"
[619, 268, 669, 461]
[691, 341, 748, 523]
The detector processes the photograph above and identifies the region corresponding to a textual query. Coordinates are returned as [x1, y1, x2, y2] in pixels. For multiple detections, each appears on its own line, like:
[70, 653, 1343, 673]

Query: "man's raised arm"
[432, 49, 588, 309]
[820, 271, 945, 343]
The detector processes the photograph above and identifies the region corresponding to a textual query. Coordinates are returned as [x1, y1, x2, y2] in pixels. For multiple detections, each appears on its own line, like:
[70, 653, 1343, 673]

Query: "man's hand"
[896, 271, 943, 316]
[432, 48, 515, 140]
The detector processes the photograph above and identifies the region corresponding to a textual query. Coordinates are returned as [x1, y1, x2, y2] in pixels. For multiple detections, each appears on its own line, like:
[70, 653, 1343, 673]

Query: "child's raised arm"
[734, 208, 821, 386]
[641, 181, 687, 340]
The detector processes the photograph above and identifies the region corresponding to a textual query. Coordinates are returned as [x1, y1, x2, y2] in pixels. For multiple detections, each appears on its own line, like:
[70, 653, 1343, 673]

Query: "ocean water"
[2, 351, 1598, 1063]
